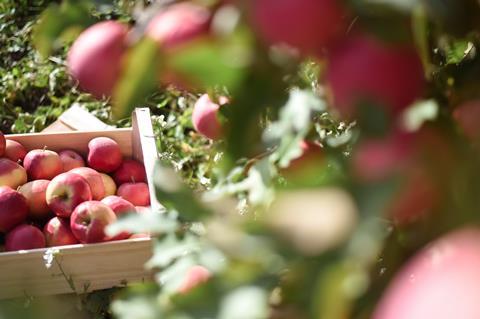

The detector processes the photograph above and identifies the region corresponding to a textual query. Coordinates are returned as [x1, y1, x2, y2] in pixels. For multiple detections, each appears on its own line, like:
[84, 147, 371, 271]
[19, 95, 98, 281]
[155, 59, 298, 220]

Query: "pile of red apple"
[0, 132, 151, 252]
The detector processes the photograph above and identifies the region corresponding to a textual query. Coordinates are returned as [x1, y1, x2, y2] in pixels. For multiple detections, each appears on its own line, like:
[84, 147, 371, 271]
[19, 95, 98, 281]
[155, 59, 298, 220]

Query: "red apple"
[146, 2, 211, 49]
[192, 94, 228, 140]
[0, 131, 5, 157]
[100, 173, 117, 197]
[253, 0, 347, 55]
[178, 265, 211, 294]
[374, 228, 480, 319]
[46, 172, 92, 218]
[23, 149, 63, 180]
[44, 217, 79, 247]
[326, 34, 425, 119]
[5, 224, 46, 251]
[4, 139, 27, 163]
[18, 180, 51, 220]
[70, 167, 106, 200]
[59, 150, 85, 172]
[70, 201, 117, 243]
[0, 187, 28, 232]
[117, 182, 150, 206]
[67, 21, 129, 98]
[87, 137, 122, 173]
[0, 158, 27, 189]
[113, 159, 146, 185]
[101, 195, 136, 240]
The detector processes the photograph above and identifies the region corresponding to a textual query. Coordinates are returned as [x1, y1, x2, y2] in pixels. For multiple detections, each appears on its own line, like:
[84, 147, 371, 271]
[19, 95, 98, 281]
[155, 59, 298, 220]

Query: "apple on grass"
[70, 201, 117, 243]
[0, 186, 28, 232]
[87, 137, 123, 173]
[46, 172, 92, 218]
[23, 149, 63, 180]
[4, 140, 26, 163]
[70, 167, 106, 200]
[117, 182, 150, 207]
[5, 224, 46, 251]
[192, 94, 228, 140]
[100, 173, 117, 197]
[0, 158, 27, 189]
[44, 217, 79, 247]
[59, 150, 85, 172]
[101, 195, 136, 240]
[18, 180, 51, 220]
[113, 159, 147, 185]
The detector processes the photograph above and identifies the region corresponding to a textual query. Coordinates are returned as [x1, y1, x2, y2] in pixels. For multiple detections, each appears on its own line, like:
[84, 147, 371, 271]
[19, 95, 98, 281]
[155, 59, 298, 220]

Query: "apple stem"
[43, 145, 48, 151]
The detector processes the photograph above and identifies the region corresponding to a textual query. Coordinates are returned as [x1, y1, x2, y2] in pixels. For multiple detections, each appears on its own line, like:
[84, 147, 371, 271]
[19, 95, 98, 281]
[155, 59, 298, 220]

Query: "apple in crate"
[87, 137, 123, 173]
[0, 158, 27, 189]
[5, 224, 46, 251]
[0, 186, 28, 232]
[46, 172, 92, 218]
[113, 159, 147, 185]
[70, 167, 106, 200]
[101, 195, 136, 240]
[100, 173, 117, 197]
[59, 150, 85, 172]
[44, 217, 79, 246]
[4, 140, 27, 163]
[18, 180, 51, 220]
[23, 149, 63, 180]
[117, 182, 150, 206]
[70, 201, 117, 243]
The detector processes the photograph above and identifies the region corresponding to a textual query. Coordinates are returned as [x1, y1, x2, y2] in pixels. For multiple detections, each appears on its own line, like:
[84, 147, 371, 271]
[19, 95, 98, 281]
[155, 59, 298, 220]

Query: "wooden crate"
[0, 108, 158, 299]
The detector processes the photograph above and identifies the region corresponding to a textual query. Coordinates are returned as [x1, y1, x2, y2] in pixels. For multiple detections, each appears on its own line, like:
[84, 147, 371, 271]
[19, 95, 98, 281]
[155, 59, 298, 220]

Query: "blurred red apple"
[46, 172, 92, 218]
[87, 137, 122, 173]
[70, 201, 117, 243]
[100, 173, 117, 197]
[327, 34, 425, 119]
[117, 182, 150, 206]
[146, 2, 211, 48]
[70, 167, 106, 200]
[101, 195, 136, 240]
[44, 217, 79, 247]
[5, 224, 46, 251]
[4, 140, 27, 163]
[0, 186, 28, 232]
[178, 265, 211, 294]
[192, 94, 228, 140]
[374, 228, 480, 319]
[0, 131, 5, 157]
[0, 158, 27, 189]
[24, 149, 63, 180]
[113, 159, 146, 185]
[253, 0, 347, 55]
[67, 21, 129, 98]
[59, 150, 85, 172]
[18, 180, 51, 220]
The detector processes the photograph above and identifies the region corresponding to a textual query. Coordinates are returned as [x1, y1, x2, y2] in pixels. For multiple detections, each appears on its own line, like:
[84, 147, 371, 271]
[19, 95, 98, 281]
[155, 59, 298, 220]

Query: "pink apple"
[44, 217, 79, 247]
[46, 172, 92, 218]
[18, 180, 51, 220]
[117, 182, 150, 206]
[4, 139, 27, 163]
[0, 186, 28, 232]
[192, 94, 228, 140]
[69, 167, 106, 200]
[178, 265, 211, 294]
[253, 0, 347, 55]
[0, 131, 5, 157]
[101, 195, 136, 240]
[87, 137, 122, 173]
[100, 173, 116, 197]
[0, 158, 27, 189]
[146, 2, 211, 48]
[113, 159, 146, 185]
[70, 201, 117, 243]
[67, 21, 129, 98]
[23, 149, 63, 180]
[326, 34, 425, 119]
[59, 150, 85, 172]
[374, 228, 480, 319]
[5, 224, 46, 251]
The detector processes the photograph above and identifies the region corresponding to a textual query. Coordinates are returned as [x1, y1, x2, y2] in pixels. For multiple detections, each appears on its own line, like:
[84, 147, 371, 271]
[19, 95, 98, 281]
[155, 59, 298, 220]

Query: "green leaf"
[112, 38, 163, 120]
